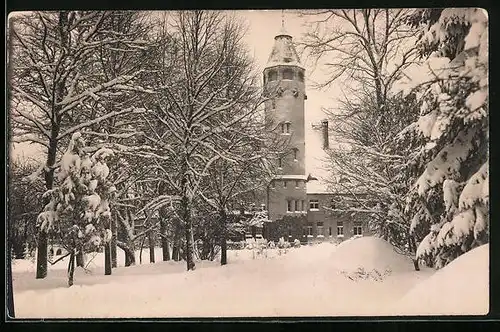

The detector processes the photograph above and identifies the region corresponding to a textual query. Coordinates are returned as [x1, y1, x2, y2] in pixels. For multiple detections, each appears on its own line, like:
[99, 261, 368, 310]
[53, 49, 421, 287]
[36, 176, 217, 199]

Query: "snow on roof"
[265, 30, 303, 69]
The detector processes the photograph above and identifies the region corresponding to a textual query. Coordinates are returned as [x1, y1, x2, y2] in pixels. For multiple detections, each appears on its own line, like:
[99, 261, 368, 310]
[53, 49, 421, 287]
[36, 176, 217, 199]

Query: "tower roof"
[265, 28, 303, 69]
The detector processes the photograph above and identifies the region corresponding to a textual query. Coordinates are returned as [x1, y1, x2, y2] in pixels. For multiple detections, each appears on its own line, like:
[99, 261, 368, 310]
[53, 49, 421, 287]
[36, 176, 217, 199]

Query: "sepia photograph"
[6, 8, 489, 319]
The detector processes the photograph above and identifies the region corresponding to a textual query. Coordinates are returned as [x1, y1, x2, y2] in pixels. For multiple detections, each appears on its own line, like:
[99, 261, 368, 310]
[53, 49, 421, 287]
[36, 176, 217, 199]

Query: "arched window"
[282, 68, 294, 80]
[268, 70, 278, 82]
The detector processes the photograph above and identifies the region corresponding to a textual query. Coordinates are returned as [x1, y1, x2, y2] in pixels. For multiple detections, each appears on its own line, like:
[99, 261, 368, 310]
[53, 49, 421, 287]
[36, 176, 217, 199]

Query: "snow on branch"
[414, 129, 477, 196]
[57, 107, 146, 140]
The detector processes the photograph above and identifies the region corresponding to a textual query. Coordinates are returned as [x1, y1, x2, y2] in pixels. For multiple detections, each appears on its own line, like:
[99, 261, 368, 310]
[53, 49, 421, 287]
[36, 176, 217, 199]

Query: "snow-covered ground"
[11, 237, 489, 318]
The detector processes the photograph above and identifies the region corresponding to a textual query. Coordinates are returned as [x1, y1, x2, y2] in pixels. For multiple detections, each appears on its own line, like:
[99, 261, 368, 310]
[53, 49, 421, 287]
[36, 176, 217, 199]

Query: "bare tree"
[300, 9, 419, 108]
[299, 9, 422, 265]
[142, 11, 268, 271]
[8, 11, 154, 278]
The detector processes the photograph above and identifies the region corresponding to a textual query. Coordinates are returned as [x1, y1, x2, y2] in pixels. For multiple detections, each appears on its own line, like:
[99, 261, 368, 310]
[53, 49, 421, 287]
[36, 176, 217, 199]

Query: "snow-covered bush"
[400, 8, 489, 268]
[37, 132, 116, 285]
[293, 239, 301, 248]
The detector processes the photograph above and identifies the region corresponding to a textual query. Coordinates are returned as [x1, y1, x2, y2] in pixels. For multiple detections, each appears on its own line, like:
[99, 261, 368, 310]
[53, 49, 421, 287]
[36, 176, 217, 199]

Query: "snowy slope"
[393, 244, 489, 315]
[12, 237, 471, 318]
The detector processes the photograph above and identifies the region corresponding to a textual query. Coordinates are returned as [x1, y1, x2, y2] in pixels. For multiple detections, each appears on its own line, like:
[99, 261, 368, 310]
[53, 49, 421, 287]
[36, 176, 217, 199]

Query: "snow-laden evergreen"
[37, 132, 116, 285]
[396, 8, 488, 268]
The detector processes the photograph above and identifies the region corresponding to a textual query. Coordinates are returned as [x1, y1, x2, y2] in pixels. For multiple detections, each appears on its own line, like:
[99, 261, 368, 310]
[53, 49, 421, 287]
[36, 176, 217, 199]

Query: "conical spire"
[265, 15, 302, 68]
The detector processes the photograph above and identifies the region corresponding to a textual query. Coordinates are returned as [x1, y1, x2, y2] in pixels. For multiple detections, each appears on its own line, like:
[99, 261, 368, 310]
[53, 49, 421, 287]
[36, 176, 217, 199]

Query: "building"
[262, 26, 372, 243]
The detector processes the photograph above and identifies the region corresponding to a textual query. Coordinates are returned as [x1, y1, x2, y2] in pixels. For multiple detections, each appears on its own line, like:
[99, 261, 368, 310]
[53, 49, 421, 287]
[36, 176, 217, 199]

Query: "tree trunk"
[172, 220, 181, 261]
[182, 194, 195, 271]
[149, 229, 155, 263]
[36, 232, 48, 279]
[111, 216, 117, 268]
[67, 251, 75, 287]
[104, 242, 112, 275]
[409, 234, 420, 271]
[220, 210, 228, 266]
[160, 219, 170, 261]
[139, 235, 146, 264]
[76, 251, 85, 267]
[118, 241, 136, 267]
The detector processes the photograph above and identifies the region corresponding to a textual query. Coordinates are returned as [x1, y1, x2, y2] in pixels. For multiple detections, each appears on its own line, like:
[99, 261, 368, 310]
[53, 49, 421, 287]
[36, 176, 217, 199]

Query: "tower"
[264, 25, 307, 223]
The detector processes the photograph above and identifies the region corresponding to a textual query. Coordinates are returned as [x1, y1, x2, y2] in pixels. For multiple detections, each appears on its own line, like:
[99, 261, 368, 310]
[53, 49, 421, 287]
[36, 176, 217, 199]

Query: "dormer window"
[281, 122, 291, 134]
[282, 68, 294, 80]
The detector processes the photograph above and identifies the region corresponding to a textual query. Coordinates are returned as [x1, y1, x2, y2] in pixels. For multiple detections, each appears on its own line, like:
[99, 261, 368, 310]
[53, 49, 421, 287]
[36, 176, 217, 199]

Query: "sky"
[10, 10, 343, 182]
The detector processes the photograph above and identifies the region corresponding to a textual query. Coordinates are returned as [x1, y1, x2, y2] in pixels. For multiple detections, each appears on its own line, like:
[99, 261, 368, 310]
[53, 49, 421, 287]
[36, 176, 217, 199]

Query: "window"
[337, 221, 344, 237]
[307, 222, 313, 236]
[281, 122, 290, 134]
[294, 200, 300, 212]
[283, 180, 287, 188]
[301, 200, 305, 211]
[287, 200, 293, 212]
[329, 227, 332, 237]
[278, 157, 282, 168]
[293, 148, 298, 161]
[268, 70, 277, 81]
[330, 199, 336, 209]
[288, 227, 292, 237]
[317, 222, 324, 237]
[283, 68, 294, 80]
[309, 199, 319, 210]
[354, 223, 363, 236]
[298, 71, 304, 82]
[270, 181, 275, 189]
[295, 180, 300, 189]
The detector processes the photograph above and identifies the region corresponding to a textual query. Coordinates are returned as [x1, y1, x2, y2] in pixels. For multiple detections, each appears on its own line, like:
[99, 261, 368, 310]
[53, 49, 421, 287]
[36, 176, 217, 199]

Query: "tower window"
[268, 70, 278, 82]
[309, 200, 319, 210]
[282, 68, 294, 80]
[281, 122, 291, 134]
[295, 180, 300, 188]
[298, 71, 304, 82]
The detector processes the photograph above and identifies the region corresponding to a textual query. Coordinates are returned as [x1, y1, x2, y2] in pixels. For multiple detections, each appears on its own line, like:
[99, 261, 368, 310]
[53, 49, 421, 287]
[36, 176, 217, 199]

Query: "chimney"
[321, 120, 329, 150]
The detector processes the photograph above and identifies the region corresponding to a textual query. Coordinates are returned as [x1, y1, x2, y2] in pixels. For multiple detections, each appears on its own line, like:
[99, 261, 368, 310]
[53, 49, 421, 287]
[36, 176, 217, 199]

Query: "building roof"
[265, 28, 303, 69]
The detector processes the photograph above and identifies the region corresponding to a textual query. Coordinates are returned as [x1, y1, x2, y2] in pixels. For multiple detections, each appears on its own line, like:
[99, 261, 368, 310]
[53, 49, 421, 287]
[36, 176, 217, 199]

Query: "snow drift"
[393, 244, 489, 315]
[328, 236, 415, 281]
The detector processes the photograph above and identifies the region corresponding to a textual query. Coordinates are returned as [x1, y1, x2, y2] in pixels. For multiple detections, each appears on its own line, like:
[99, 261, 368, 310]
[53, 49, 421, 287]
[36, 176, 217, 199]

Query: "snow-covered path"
[11, 237, 487, 318]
